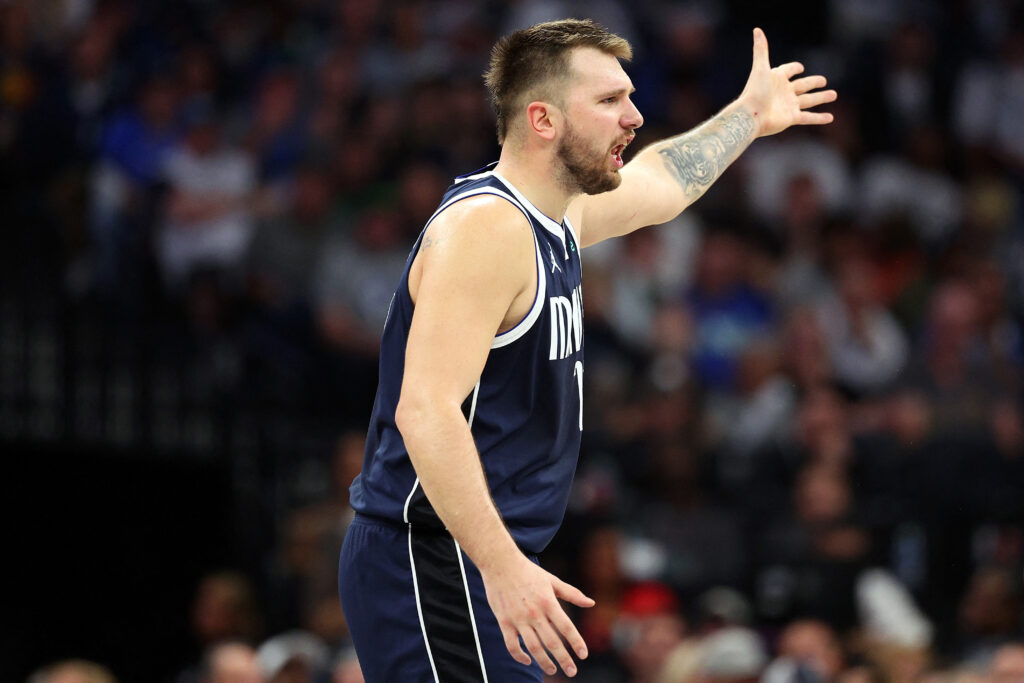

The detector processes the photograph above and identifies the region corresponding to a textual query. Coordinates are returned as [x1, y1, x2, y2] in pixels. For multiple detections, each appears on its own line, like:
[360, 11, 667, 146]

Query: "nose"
[623, 98, 643, 131]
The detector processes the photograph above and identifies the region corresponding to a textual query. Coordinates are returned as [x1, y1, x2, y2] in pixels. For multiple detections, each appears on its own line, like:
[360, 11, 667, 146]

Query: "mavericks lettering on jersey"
[548, 284, 583, 361]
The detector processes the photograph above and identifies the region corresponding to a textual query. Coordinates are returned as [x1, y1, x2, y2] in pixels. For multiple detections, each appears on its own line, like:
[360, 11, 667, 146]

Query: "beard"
[556, 124, 622, 195]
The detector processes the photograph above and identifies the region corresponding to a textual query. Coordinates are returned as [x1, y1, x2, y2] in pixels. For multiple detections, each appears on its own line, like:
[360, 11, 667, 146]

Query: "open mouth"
[611, 144, 625, 168]
[610, 136, 634, 169]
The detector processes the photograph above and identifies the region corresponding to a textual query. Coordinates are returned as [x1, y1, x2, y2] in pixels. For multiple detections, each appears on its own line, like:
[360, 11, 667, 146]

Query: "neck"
[494, 141, 577, 221]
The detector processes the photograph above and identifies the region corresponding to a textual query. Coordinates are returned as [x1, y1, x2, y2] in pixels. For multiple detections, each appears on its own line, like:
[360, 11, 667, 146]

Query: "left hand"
[739, 27, 837, 137]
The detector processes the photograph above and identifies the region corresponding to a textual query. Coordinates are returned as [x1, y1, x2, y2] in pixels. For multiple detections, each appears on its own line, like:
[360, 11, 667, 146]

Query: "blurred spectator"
[177, 43, 222, 123]
[156, 106, 256, 292]
[856, 568, 934, 683]
[879, 23, 940, 137]
[313, 207, 408, 356]
[753, 384, 902, 517]
[501, 0, 638, 47]
[361, 2, 453, 92]
[330, 648, 364, 683]
[247, 162, 336, 311]
[835, 663, 887, 683]
[776, 619, 846, 681]
[190, 571, 263, 652]
[826, 0, 911, 45]
[613, 582, 687, 683]
[686, 226, 775, 393]
[899, 281, 1008, 433]
[953, 29, 1024, 175]
[694, 587, 754, 633]
[256, 631, 329, 683]
[743, 132, 853, 224]
[782, 306, 834, 393]
[394, 159, 450, 233]
[954, 566, 1024, 670]
[633, 437, 748, 590]
[817, 252, 908, 395]
[270, 431, 362, 646]
[774, 174, 832, 308]
[657, 588, 757, 683]
[307, 47, 359, 151]
[244, 70, 305, 184]
[28, 660, 118, 683]
[694, 626, 767, 683]
[576, 525, 628, 658]
[988, 642, 1024, 683]
[860, 124, 963, 247]
[89, 72, 180, 292]
[756, 463, 871, 628]
[968, 259, 1023, 384]
[201, 643, 264, 683]
[644, 302, 697, 393]
[22, 16, 122, 175]
[586, 214, 700, 349]
[707, 337, 797, 491]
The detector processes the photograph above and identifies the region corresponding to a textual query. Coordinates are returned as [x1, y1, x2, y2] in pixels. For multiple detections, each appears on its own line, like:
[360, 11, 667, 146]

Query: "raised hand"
[480, 554, 594, 677]
[740, 27, 837, 137]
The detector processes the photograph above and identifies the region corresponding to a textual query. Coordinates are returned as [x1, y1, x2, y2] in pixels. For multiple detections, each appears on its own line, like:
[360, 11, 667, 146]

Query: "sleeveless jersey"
[350, 162, 585, 555]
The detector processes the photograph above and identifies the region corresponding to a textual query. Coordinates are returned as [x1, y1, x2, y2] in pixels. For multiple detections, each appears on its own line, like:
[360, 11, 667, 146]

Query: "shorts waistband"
[351, 512, 538, 561]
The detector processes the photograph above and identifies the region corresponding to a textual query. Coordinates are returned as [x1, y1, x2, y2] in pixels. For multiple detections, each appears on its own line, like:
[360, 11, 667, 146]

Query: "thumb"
[553, 577, 595, 608]
[752, 27, 770, 69]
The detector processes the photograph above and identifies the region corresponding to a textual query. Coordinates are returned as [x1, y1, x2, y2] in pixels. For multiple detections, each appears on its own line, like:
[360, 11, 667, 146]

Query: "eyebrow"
[597, 86, 636, 100]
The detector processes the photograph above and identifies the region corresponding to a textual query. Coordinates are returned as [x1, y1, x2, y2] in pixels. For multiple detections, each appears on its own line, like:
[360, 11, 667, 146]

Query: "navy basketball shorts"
[339, 513, 544, 682]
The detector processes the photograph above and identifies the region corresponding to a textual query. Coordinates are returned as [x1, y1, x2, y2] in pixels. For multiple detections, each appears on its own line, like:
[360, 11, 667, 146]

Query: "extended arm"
[395, 197, 593, 677]
[571, 28, 836, 246]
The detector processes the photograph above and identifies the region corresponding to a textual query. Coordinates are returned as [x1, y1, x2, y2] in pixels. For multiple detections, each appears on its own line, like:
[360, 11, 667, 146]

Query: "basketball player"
[339, 19, 835, 681]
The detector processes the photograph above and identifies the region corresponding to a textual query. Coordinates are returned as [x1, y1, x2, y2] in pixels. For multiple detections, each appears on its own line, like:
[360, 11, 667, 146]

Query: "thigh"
[339, 517, 543, 683]
[339, 517, 435, 682]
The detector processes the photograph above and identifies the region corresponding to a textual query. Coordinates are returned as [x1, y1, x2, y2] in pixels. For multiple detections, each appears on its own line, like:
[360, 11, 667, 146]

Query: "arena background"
[3, 0, 1024, 681]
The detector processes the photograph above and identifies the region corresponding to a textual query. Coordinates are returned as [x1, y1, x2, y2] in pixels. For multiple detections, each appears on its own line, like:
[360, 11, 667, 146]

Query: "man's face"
[556, 47, 643, 195]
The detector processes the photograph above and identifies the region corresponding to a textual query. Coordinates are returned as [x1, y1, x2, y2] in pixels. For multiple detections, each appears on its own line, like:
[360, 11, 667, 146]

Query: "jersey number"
[573, 361, 584, 431]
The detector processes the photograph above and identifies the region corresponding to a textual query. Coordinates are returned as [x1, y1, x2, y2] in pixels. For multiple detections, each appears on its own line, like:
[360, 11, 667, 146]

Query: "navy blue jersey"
[350, 162, 584, 554]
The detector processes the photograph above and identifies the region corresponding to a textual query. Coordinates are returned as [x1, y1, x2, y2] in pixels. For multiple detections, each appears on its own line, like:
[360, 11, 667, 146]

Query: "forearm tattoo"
[657, 111, 756, 198]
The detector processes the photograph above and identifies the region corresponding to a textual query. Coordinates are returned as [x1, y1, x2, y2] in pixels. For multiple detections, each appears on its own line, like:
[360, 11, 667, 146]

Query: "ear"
[526, 100, 561, 141]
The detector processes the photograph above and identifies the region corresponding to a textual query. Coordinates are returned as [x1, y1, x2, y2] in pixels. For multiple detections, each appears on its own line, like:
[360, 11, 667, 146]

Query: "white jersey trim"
[467, 381, 481, 426]
[491, 228, 545, 349]
[453, 168, 495, 184]
[421, 185, 529, 229]
[455, 538, 490, 682]
[417, 184, 547, 351]
[403, 476, 419, 525]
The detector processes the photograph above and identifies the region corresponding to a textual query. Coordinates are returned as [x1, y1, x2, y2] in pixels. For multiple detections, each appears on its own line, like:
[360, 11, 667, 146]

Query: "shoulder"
[424, 192, 534, 251]
[412, 193, 536, 300]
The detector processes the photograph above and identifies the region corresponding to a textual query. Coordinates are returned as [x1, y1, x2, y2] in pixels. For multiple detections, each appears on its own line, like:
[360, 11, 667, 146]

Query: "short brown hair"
[484, 19, 632, 144]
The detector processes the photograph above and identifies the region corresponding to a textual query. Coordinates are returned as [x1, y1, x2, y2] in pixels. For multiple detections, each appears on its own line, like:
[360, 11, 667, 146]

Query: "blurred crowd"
[5, 0, 1024, 681]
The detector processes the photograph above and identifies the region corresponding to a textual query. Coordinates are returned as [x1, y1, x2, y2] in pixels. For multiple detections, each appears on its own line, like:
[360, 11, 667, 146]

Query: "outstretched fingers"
[553, 576, 595, 608]
[778, 61, 805, 79]
[499, 621, 533, 667]
[488, 566, 593, 677]
[792, 75, 828, 95]
[550, 606, 589, 660]
[798, 89, 838, 110]
[534, 619, 579, 677]
[520, 626, 558, 676]
[799, 110, 835, 125]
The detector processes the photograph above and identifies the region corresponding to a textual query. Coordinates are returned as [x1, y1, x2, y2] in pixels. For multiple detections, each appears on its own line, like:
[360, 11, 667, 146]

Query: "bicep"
[401, 203, 534, 406]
